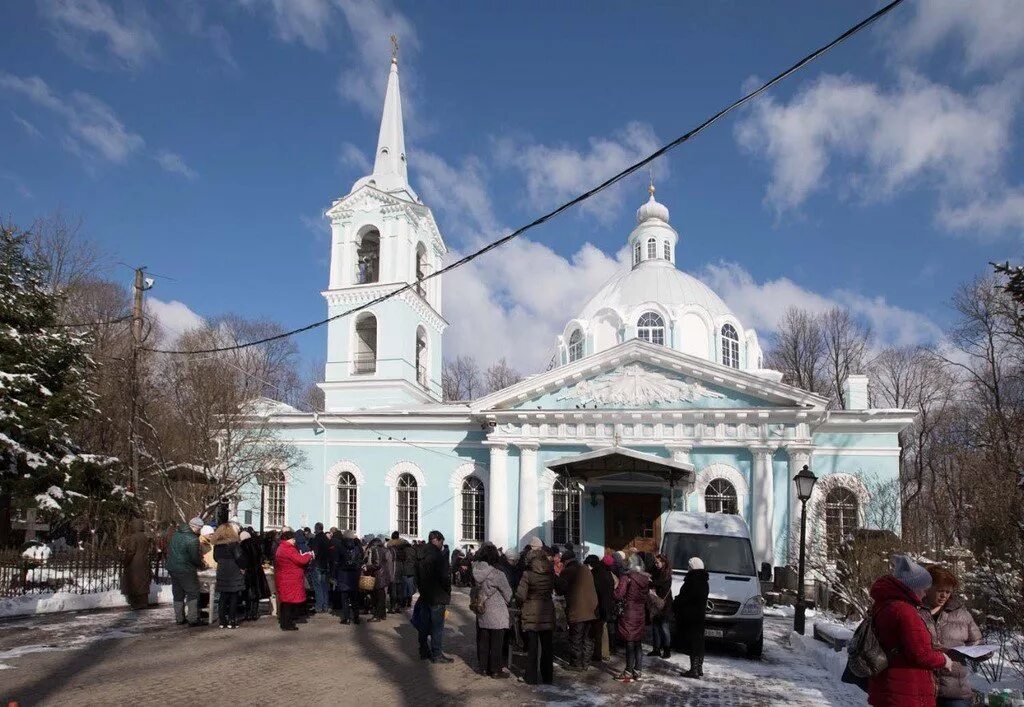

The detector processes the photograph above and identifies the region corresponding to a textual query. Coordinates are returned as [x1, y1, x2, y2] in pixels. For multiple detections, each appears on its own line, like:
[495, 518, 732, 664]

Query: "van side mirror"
[759, 562, 772, 583]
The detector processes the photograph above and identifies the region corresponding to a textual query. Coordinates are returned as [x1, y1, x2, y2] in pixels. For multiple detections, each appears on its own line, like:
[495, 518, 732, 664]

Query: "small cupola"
[628, 184, 678, 269]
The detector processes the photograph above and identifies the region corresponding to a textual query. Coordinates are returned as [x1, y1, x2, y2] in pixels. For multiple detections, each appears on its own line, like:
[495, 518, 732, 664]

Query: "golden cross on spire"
[648, 165, 656, 197]
[390, 34, 399, 63]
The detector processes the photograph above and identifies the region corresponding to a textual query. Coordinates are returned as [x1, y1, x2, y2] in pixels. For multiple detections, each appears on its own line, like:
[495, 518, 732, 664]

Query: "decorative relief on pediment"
[555, 364, 727, 407]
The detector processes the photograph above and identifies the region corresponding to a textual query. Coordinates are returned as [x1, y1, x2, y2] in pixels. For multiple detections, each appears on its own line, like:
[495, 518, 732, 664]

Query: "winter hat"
[688, 557, 704, 571]
[528, 536, 543, 549]
[602, 555, 615, 568]
[188, 517, 204, 530]
[239, 531, 251, 541]
[561, 549, 576, 563]
[200, 525, 215, 537]
[504, 549, 520, 564]
[342, 529, 358, 540]
[891, 554, 932, 592]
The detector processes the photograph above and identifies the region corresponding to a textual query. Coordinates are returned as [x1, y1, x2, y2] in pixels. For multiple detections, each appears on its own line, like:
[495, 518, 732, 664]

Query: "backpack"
[470, 569, 495, 616]
[340, 540, 362, 570]
[846, 612, 890, 679]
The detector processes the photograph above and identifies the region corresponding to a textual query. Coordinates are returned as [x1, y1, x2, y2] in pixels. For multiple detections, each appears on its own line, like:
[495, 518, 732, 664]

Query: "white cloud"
[39, 0, 159, 69]
[699, 261, 942, 348]
[443, 240, 624, 374]
[338, 141, 370, 174]
[415, 151, 502, 241]
[155, 150, 198, 179]
[0, 73, 145, 163]
[735, 72, 1018, 215]
[495, 122, 666, 223]
[335, 0, 420, 118]
[245, 0, 334, 50]
[146, 297, 204, 344]
[938, 188, 1024, 240]
[896, 0, 1024, 73]
[10, 112, 42, 139]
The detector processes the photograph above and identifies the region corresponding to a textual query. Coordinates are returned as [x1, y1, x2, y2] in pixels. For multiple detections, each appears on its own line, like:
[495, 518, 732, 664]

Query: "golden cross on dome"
[390, 34, 399, 62]
[648, 165, 656, 197]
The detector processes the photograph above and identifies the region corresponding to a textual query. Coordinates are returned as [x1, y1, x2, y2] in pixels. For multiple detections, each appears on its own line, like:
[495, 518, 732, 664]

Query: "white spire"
[369, 37, 410, 195]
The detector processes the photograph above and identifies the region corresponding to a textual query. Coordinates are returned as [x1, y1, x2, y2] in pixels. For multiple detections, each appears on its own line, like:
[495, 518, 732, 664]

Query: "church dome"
[578, 264, 734, 322]
[636, 192, 669, 224]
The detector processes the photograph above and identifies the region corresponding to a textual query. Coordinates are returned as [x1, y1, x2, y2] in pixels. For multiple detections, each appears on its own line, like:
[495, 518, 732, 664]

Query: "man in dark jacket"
[414, 530, 453, 663]
[166, 517, 204, 625]
[332, 529, 364, 624]
[585, 555, 615, 661]
[386, 532, 411, 613]
[555, 550, 599, 670]
[309, 522, 332, 613]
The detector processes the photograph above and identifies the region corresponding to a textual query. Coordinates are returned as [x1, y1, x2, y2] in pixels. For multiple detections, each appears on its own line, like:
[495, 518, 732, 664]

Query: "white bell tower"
[320, 43, 447, 411]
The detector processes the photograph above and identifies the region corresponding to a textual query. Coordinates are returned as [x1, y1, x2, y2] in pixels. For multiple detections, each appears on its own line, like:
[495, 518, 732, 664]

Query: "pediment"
[472, 340, 828, 412]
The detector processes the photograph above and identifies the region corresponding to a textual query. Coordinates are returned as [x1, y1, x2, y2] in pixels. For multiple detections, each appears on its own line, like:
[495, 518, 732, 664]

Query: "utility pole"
[128, 267, 152, 494]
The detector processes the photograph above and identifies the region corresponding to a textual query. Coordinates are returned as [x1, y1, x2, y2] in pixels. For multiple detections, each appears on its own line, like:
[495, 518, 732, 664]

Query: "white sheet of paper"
[949, 644, 998, 659]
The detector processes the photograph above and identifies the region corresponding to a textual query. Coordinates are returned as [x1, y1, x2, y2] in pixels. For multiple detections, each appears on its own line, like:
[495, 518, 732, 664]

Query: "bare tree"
[485, 357, 521, 394]
[820, 307, 872, 408]
[442, 355, 482, 401]
[765, 307, 827, 396]
[28, 211, 103, 295]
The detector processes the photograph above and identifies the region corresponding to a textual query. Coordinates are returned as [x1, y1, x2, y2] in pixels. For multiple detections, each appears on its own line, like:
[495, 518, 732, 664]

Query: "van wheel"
[746, 634, 763, 659]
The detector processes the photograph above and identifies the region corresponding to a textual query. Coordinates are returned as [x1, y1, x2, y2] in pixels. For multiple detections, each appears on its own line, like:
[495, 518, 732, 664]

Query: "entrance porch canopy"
[547, 446, 695, 490]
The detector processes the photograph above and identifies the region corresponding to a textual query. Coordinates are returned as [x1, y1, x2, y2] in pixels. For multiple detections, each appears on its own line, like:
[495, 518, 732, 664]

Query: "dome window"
[721, 324, 740, 369]
[646, 238, 657, 260]
[633, 240, 641, 266]
[568, 329, 584, 362]
[637, 312, 665, 346]
[663, 241, 671, 261]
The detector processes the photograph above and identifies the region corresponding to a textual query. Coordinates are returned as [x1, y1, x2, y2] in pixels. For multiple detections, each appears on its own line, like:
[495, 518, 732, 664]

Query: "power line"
[144, 0, 908, 357]
[41, 314, 132, 329]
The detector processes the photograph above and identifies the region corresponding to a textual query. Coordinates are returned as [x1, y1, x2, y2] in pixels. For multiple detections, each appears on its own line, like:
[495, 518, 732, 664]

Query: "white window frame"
[721, 323, 740, 369]
[637, 311, 666, 346]
[353, 313, 378, 375]
[262, 469, 290, 530]
[646, 237, 657, 260]
[633, 240, 641, 266]
[450, 462, 489, 549]
[704, 478, 739, 515]
[568, 329, 584, 362]
[663, 240, 671, 261]
[386, 461, 426, 540]
[551, 474, 583, 547]
[326, 460, 365, 535]
[693, 463, 749, 520]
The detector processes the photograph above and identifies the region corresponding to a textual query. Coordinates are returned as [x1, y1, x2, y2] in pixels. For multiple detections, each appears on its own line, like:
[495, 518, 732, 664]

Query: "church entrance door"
[604, 493, 662, 553]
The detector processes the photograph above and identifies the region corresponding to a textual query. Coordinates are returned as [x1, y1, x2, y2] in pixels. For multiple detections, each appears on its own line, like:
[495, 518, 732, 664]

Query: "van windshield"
[662, 532, 756, 576]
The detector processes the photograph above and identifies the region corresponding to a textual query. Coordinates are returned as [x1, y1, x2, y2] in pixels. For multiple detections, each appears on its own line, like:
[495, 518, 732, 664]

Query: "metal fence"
[0, 549, 167, 598]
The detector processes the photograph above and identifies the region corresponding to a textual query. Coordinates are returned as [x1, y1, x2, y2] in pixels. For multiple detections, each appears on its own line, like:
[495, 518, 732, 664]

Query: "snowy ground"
[0, 597, 869, 706]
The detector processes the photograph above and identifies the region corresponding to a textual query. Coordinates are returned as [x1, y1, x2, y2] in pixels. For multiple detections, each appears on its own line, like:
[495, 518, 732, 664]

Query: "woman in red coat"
[274, 530, 313, 631]
[868, 555, 953, 707]
[612, 555, 652, 683]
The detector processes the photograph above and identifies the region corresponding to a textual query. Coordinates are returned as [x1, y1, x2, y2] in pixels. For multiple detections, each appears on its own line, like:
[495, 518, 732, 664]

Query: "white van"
[660, 511, 766, 658]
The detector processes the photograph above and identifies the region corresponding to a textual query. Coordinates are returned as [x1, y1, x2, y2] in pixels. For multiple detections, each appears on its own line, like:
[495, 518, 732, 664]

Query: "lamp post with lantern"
[793, 464, 818, 635]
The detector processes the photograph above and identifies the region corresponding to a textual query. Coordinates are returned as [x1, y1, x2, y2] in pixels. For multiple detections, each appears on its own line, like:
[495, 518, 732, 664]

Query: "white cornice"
[326, 184, 446, 256]
[321, 283, 447, 332]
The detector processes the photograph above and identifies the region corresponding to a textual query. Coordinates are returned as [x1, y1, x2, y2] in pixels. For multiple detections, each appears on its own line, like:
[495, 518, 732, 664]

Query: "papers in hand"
[949, 644, 998, 660]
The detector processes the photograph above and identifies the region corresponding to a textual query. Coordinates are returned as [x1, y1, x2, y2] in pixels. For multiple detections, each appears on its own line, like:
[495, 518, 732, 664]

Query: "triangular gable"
[472, 339, 828, 412]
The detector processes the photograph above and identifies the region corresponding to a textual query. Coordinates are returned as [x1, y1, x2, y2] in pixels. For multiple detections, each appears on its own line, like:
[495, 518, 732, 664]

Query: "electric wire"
[41, 314, 132, 329]
[143, 0, 907, 357]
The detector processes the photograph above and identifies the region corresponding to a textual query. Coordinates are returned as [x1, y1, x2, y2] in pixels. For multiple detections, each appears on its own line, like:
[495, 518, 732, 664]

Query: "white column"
[486, 442, 509, 549]
[750, 445, 775, 567]
[517, 442, 539, 547]
[665, 444, 693, 511]
[786, 446, 813, 565]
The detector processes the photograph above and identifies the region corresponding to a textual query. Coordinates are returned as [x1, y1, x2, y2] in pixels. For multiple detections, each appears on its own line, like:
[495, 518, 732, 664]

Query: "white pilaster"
[786, 446, 813, 565]
[517, 442, 540, 547]
[750, 445, 774, 567]
[666, 443, 693, 511]
[486, 442, 509, 549]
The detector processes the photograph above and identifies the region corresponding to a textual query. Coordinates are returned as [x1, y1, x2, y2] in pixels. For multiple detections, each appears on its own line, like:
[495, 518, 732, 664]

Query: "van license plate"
[705, 629, 724, 638]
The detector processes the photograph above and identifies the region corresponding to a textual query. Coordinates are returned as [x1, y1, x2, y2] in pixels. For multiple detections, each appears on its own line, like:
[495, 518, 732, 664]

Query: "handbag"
[358, 574, 376, 592]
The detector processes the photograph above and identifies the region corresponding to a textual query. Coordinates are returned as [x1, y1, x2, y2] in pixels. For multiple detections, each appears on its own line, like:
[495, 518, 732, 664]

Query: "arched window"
[336, 472, 357, 531]
[721, 324, 740, 369]
[637, 312, 665, 346]
[397, 473, 418, 537]
[646, 237, 657, 260]
[633, 240, 641, 266]
[415, 242, 428, 297]
[568, 329, 584, 362]
[353, 313, 377, 374]
[825, 488, 859, 560]
[356, 230, 380, 284]
[705, 478, 738, 515]
[264, 470, 286, 528]
[461, 477, 485, 543]
[663, 240, 671, 261]
[416, 326, 428, 388]
[552, 474, 582, 546]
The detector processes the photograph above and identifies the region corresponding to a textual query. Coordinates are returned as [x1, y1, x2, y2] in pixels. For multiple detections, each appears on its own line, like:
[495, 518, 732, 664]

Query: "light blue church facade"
[238, 56, 913, 569]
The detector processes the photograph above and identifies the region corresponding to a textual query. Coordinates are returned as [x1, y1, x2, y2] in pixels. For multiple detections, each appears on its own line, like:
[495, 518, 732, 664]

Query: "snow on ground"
[534, 616, 867, 706]
[0, 604, 173, 670]
[0, 583, 172, 618]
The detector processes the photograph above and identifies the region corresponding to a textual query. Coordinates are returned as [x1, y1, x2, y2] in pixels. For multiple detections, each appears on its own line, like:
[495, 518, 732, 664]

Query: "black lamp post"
[793, 464, 817, 635]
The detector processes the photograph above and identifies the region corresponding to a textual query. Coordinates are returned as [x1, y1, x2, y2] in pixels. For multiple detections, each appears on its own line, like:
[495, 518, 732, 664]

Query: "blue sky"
[1, 1, 1022, 374]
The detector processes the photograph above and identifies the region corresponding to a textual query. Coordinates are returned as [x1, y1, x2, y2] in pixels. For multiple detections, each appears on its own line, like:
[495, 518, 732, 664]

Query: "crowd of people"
[124, 517, 986, 702]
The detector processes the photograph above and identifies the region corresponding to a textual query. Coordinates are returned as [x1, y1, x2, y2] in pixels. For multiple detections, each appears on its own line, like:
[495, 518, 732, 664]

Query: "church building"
[239, 54, 913, 569]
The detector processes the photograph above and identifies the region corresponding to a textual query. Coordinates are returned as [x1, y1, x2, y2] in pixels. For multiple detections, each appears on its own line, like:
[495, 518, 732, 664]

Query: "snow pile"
[20, 544, 51, 562]
[0, 583, 172, 618]
[790, 623, 850, 682]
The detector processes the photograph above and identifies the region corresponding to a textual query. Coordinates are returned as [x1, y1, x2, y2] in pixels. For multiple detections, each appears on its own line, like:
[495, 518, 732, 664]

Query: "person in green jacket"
[166, 517, 205, 626]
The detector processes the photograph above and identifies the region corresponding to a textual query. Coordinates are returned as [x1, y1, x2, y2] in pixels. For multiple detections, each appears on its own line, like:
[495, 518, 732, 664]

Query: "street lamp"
[793, 464, 817, 635]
